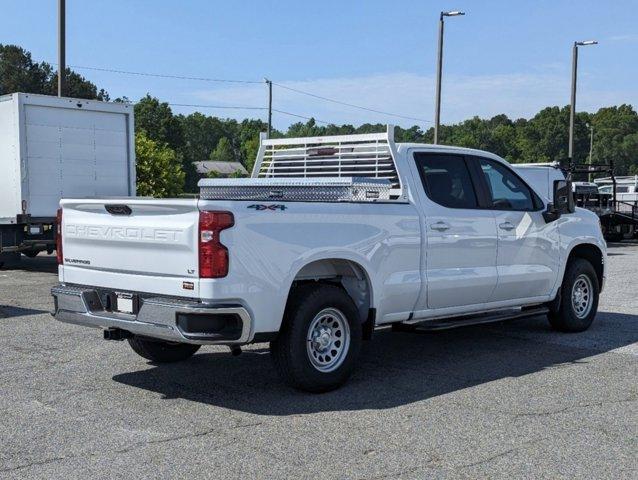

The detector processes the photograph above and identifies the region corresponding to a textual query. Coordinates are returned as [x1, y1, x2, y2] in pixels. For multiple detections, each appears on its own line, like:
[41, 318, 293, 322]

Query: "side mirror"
[554, 179, 575, 214]
[543, 180, 575, 223]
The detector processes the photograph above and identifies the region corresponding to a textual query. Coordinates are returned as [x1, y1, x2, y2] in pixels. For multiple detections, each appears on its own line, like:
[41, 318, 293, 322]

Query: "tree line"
[2, 44, 637, 196]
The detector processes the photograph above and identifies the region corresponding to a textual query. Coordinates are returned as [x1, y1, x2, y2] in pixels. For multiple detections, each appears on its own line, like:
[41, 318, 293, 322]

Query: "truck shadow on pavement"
[0, 255, 58, 274]
[0, 305, 49, 318]
[113, 311, 637, 414]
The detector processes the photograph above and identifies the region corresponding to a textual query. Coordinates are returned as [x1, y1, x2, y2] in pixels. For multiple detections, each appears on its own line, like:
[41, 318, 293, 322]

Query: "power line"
[167, 103, 266, 110]
[272, 108, 330, 124]
[166, 103, 330, 124]
[67, 64, 263, 84]
[53, 62, 420, 125]
[272, 82, 433, 124]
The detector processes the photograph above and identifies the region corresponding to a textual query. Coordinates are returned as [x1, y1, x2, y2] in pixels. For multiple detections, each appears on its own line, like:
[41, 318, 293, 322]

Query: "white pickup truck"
[51, 126, 606, 392]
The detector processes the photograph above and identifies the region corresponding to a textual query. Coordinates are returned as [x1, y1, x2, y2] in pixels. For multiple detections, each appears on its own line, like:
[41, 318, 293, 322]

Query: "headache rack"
[198, 125, 404, 203]
[253, 125, 401, 191]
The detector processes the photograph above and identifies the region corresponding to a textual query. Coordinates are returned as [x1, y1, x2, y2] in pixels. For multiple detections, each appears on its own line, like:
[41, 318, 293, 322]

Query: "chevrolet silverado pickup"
[51, 126, 606, 392]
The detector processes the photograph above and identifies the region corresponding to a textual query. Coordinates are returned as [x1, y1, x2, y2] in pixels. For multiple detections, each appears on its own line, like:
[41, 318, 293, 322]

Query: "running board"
[396, 306, 549, 332]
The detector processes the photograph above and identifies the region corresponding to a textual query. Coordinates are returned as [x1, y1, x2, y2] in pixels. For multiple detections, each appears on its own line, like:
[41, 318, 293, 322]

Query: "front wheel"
[128, 336, 200, 363]
[270, 284, 362, 393]
[548, 258, 600, 332]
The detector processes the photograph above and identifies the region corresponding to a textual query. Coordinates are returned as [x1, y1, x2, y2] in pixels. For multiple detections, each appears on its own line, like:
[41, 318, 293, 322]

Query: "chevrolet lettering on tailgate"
[65, 224, 183, 243]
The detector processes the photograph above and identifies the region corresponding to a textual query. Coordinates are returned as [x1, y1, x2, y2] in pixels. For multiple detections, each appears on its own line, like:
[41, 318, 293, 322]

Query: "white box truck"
[0, 93, 135, 266]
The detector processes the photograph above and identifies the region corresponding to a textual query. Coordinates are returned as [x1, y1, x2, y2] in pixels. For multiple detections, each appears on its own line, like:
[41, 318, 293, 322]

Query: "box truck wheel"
[548, 258, 600, 333]
[128, 336, 200, 363]
[270, 284, 362, 393]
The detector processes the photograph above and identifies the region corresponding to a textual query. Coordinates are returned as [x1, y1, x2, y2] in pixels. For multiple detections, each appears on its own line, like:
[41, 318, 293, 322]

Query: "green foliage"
[133, 96, 202, 192]
[135, 131, 185, 197]
[0, 44, 108, 99]
[240, 135, 260, 174]
[179, 112, 226, 163]
[229, 169, 248, 178]
[134, 95, 184, 150]
[209, 137, 235, 162]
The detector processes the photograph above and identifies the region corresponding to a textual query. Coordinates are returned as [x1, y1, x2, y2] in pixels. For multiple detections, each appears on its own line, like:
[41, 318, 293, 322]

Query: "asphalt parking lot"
[1, 245, 636, 479]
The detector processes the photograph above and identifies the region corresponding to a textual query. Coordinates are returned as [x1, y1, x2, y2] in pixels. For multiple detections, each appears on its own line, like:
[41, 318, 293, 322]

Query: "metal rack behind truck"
[568, 159, 638, 242]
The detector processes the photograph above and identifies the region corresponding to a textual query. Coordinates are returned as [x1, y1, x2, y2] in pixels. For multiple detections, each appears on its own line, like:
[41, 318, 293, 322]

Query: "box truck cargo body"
[0, 93, 135, 265]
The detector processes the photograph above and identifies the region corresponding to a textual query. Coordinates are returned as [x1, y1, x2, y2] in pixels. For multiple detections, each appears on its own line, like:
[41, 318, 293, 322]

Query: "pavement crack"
[456, 437, 548, 470]
[512, 395, 638, 418]
[0, 455, 69, 474]
[0, 426, 241, 473]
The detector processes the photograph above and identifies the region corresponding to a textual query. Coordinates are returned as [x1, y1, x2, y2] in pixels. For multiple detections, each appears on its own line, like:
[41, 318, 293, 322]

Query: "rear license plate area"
[114, 292, 138, 314]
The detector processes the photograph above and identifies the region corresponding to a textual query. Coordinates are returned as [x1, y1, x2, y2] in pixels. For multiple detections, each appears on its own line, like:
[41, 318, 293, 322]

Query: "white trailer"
[0, 93, 135, 265]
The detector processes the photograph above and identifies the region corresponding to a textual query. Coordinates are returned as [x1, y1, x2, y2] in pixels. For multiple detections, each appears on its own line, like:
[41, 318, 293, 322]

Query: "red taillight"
[56, 208, 63, 264]
[199, 211, 234, 278]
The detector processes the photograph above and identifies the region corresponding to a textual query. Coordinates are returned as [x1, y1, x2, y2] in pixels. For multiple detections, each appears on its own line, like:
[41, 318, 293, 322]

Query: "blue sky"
[3, 0, 638, 128]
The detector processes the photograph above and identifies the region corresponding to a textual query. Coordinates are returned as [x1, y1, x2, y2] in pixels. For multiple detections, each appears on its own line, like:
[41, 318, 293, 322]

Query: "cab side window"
[477, 158, 536, 211]
[414, 153, 478, 209]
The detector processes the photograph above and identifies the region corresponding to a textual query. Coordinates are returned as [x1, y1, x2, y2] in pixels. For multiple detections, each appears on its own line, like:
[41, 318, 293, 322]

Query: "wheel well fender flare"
[552, 240, 605, 299]
[284, 255, 377, 325]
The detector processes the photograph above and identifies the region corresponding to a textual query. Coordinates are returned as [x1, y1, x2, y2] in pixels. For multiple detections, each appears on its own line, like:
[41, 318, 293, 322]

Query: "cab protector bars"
[251, 125, 401, 195]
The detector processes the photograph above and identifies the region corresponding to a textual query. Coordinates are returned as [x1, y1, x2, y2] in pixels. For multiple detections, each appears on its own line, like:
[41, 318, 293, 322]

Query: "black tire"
[22, 250, 39, 258]
[548, 258, 599, 333]
[270, 284, 362, 393]
[127, 336, 200, 363]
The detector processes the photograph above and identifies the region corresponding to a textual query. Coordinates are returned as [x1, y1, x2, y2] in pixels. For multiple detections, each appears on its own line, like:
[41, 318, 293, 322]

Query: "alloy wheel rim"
[571, 274, 593, 319]
[306, 308, 350, 373]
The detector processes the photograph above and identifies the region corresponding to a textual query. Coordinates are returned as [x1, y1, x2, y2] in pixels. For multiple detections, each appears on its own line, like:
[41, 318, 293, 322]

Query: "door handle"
[499, 222, 515, 231]
[430, 221, 450, 231]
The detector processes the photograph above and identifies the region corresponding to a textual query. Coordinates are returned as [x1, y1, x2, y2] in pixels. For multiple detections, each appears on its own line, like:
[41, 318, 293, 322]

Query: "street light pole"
[568, 40, 597, 165]
[433, 10, 464, 145]
[58, 0, 65, 97]
[587, 123, 594, 182]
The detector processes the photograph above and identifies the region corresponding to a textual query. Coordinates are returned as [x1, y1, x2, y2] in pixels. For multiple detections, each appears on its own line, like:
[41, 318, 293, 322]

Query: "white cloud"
[175, 71, 637, 129]
[609, 33, 638, 42]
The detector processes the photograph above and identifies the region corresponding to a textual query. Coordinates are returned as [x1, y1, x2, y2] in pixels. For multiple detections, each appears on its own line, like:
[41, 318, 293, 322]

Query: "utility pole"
[58, 0, 66, 97]
[433, 10, 464, 145]
[568, 40, 597, 165]
[264, 78, 272, 138]
[587, 123, 594, 182]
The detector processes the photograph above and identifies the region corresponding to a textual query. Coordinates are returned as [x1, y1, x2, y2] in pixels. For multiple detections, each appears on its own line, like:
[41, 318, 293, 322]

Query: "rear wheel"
[548, 258, 599, 332]
[128, 336, 200, 363]
[270, 284, 362, 392]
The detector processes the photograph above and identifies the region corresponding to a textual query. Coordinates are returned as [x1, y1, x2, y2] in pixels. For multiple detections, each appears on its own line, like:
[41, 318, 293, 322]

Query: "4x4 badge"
[247, 204, 287, 211]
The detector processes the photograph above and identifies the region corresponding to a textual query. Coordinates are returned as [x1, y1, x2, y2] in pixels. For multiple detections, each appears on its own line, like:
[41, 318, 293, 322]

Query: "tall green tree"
[135, 131, 185, 197]
[590, 105, 638, 175]
[179, 112, 226, 163]
[209, 137, 235, 162]
[0, 44, 108, 99]
[134, 95, 200, 192]
[134, 95, 184, 150]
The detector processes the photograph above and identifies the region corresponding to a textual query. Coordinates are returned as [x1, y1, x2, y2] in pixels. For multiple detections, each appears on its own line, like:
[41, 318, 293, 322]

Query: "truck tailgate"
[59, 198, 200, 297]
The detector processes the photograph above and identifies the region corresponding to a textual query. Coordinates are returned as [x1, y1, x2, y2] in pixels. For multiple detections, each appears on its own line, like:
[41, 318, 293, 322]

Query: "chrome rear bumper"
[51, 284, 253, 345]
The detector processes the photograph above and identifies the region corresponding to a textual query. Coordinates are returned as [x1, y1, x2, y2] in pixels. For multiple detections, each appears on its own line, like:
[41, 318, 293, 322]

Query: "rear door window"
[413, 153, 478, 209]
